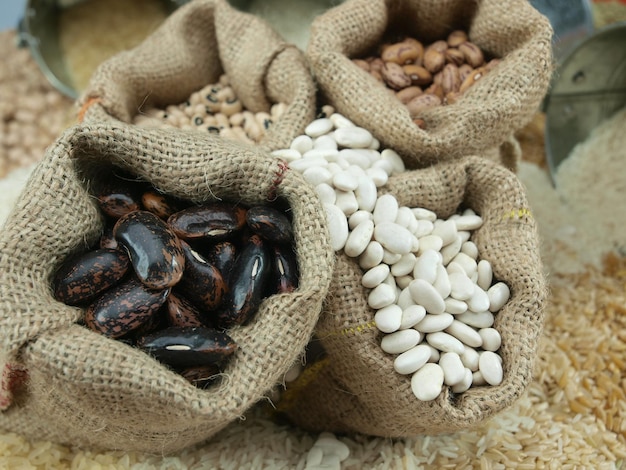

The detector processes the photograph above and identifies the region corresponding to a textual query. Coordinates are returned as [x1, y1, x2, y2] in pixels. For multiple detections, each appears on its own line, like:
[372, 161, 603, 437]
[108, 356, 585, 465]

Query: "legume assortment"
[272, 111, 510, 401]
[52, 169, 299, 388]
[352, 31, 498, 128]
[133, 74, 286, 145]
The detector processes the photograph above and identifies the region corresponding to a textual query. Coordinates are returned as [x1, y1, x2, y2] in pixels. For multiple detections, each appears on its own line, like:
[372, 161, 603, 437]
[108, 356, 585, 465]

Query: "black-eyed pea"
[221, 98, 243, 117]
[232, 126, 255, 145]
[229, 112, 245, 127]
[215, 113, 230, 129]
[255, 112, 272, 131]
[216, 86, 236, 103]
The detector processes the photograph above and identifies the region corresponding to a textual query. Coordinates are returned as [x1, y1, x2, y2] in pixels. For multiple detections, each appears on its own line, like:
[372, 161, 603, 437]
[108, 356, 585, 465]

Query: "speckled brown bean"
[218, 234, 270, 327]
[168, 203, 247, 241]
[114, 210, 185, 289]
[272, 244, 299, 294]
[178, 241, 227, 312]
[402, 65, 432, 87]
[84, 278, 170, 338]
[53, 248, 130, 306]
[381, 41, 422, 65]
[141, 190, 183, 220]
[137, 326, 237, 368]
[166, 292, 206, 328]
[245, 206, 293, 243]
[406, 93, 442, 117]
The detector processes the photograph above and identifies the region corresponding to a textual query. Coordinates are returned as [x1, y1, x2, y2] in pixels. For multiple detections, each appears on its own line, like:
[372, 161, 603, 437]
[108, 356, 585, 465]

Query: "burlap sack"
[0, 120, 334, 453]
[306, 0, 553, 169]
[278, 156, 547, 436]
[78, 0, 317, 151]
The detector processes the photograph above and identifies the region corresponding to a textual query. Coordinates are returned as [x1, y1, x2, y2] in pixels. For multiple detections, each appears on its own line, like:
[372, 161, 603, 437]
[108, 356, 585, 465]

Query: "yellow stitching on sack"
[502, 207, 533, 221]
[275, 357, 329, 412]
[319, 320, 378, 338]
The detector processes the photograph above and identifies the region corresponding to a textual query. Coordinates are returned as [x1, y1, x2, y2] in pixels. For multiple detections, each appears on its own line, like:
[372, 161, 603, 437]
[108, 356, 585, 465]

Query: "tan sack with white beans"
[306, 0, 553, 170]
[78, 0, 316, 151]
[0, 120, 334, 453]
[278, 156, 547, 436]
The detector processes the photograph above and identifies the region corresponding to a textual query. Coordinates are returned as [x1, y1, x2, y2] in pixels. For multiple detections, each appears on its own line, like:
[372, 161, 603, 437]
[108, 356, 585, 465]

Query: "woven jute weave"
[306, 0, 554, 170]
[0, 120, 334, 453]
[79, 0, 317, 151]
[280, 156, 547, 437]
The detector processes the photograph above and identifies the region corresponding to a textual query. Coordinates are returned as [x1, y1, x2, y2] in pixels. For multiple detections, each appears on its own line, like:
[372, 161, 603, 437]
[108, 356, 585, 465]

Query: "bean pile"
[52, 170, 298, 388]
[273, 112, 509, 401]
[133, 74, 286, 145]
[352, 31, 498, 128]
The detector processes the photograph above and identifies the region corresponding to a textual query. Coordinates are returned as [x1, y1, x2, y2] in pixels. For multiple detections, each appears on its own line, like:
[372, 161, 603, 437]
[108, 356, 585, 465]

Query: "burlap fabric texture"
[306, 0, 554, 170]
[279, 156, 547, 437]
[79, 0, 316, 151]
[0, 120, 334, 453]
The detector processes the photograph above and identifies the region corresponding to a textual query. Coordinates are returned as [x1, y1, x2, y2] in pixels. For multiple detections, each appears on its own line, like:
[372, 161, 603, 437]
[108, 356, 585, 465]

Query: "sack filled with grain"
[305, 0, 553, 170]
[277, 156, 547, 437]
[0, 120, 334, 453]
[78, 0, 316, 151]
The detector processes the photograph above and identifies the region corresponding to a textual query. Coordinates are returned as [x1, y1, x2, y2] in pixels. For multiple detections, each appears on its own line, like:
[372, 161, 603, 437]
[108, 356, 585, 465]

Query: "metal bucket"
[543, 21, 626, 181]
[17, 0, 190, 99]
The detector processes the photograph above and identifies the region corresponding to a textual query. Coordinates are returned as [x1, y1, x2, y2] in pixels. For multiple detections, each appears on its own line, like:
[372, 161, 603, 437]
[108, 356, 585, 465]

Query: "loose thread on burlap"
[267, 160, 289, 201]
[77, 97, 103, 123]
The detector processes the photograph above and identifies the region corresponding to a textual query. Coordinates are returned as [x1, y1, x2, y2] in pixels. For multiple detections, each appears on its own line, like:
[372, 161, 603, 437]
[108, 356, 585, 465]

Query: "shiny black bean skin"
[271, 244, 299, 294]
[178, 241, 227, 312]
[167, 203, 247, 241]
[114, 210, 185, 289]
[84, 278, 170, 339]
[218, 234, 270, 327]
[137, 326, 237, 368]
[205, 241, 237, 279]
[53, 248, 129, 306]
[245, 206, 293, 243]
[166, 292, 206, 328]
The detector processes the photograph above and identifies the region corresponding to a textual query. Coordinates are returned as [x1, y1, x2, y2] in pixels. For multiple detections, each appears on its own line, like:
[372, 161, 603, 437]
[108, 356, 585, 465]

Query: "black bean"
[114, 210, 185, 289]
[137, 326, 237, 368]
[245, 206, 293, 243]
[84, 277, 170, 338]
[53, 248, 129, 305]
